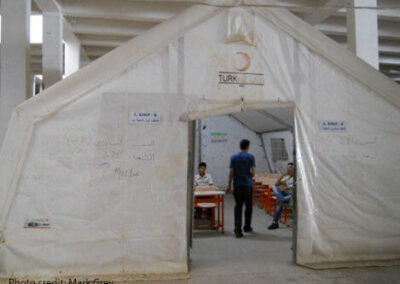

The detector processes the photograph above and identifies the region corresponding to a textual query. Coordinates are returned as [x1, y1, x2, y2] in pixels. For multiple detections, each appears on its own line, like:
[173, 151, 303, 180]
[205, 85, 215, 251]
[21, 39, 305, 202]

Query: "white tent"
[1, 2, 400, 279]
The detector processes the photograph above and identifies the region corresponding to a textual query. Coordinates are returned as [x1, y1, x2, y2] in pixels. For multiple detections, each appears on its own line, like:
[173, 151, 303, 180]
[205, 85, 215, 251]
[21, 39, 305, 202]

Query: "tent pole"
[258, 133, 273, 173]
[291, 125, 298, 265]
[198, 119, 202, 163]
[292, 39, 300, 265]
[187, 121, 196, 256]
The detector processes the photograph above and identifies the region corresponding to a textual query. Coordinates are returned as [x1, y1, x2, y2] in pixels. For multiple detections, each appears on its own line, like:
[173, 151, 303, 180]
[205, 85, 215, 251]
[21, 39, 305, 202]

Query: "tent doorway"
[186, 105, 297, 272]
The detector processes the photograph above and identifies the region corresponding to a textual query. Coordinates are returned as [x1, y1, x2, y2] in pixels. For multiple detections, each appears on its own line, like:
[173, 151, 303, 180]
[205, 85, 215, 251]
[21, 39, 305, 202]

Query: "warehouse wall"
[195, 115, 270, 187]
[262, 130, 294, 174]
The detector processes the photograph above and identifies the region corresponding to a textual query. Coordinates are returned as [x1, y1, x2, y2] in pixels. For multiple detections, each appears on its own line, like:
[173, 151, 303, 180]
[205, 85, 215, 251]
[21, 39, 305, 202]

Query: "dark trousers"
[233, 186, 253, 233]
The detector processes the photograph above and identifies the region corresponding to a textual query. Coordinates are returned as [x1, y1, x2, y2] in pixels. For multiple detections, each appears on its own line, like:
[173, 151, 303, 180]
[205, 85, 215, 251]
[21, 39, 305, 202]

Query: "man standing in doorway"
[226, 139, 256, 238]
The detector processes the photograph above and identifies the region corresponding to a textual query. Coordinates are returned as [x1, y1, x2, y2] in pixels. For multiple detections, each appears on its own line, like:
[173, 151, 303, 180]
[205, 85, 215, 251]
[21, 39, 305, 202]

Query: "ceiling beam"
[380, 65, 400, 72]
[30, 44, 42, 56]
[379, 56, 400, 65]
[303, 0, 347, 25]
[316, 22, 400, 41]
[326, 34, 400, 55]
[31, 1, 42, 13]
[31, 63, 43, 74]
[293, 9, 400, 22]
[30, 55, 42, 64]
[63, 17, 80, 44]
[66, 17, 156, 37]
[58, 0, 188, 22]
[79, 38, 127, 48]
[34, 0, 89, 61]
[83, 46, 115, 57]
[34, 0, 61, 13]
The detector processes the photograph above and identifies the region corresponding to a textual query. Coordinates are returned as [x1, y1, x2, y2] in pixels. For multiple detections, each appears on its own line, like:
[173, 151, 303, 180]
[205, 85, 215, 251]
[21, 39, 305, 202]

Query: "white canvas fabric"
[0, 2, 399, 278]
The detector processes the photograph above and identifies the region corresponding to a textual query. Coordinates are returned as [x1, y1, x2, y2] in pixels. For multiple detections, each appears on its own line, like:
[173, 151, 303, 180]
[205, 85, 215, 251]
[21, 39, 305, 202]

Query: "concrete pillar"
[29, 72, 36, 98]
[64, 40, 80, 76]
[347, 0, 379, 69]
[0, 0, 31, 144]
[42, 12, 63, 88]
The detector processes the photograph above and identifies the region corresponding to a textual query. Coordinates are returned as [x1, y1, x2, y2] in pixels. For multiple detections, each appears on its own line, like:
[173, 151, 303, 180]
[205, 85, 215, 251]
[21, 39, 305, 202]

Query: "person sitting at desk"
[267, 162, 294, 230]
[194, 162, 214, 219]
[195, 162, 214, 186]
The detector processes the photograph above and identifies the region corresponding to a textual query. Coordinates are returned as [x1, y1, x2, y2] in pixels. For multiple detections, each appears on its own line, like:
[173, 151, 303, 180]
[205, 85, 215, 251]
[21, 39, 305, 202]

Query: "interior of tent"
[195, 108, 295, 181]
[190, 107, 297, 265]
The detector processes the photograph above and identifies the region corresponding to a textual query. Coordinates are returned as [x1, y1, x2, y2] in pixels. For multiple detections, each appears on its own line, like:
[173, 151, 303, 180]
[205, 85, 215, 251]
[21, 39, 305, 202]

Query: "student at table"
[226, 139, 256, 238]
[267, 162, 294, 230]
[194, 162, 214, 186]
[194, 162, 214, 219]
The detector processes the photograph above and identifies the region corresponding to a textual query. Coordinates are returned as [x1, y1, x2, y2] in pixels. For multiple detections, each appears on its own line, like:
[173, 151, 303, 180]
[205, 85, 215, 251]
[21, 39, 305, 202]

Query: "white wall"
[196, 115, 269, 187]
[262, 130, 294, 174]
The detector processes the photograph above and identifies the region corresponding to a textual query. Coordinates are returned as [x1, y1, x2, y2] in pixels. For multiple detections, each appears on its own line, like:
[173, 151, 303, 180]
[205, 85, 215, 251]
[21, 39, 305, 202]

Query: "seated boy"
[194, 162, 214, 219]
[194, 162, 214, 187]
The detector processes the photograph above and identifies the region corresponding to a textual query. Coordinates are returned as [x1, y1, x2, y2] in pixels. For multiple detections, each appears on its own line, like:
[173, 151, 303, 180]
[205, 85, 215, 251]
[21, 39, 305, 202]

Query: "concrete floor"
[143, 194, 400, 284]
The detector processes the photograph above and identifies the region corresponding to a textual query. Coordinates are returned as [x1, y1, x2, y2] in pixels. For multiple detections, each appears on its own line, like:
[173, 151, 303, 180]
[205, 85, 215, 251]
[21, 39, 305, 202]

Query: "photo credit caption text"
[9, 279, 113, 284]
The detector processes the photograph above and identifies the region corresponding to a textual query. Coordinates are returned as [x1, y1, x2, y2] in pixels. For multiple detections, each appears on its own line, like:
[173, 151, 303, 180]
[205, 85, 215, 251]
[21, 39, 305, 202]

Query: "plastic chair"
[258, 184, 269, 208]
[252, 181, 263, 205]
[279, 203, 293, 226]
[264, 186, 277, 215]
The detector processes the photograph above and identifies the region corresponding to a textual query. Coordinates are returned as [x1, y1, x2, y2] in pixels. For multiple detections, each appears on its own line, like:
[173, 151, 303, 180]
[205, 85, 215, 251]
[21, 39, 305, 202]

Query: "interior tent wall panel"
[199, 115, 269, 187]
[262, 130, 294, 174]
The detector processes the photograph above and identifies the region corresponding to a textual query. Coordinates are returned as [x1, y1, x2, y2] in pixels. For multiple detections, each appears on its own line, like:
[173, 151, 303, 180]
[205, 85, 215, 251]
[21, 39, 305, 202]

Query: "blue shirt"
[230, 152, 255, 188]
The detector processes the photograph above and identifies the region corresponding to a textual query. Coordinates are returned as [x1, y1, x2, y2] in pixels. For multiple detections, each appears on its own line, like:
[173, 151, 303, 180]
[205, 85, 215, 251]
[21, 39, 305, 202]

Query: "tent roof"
[19, 3, 400, 116]
[254, 3, 400, 109]
[231, 107, 294, 134]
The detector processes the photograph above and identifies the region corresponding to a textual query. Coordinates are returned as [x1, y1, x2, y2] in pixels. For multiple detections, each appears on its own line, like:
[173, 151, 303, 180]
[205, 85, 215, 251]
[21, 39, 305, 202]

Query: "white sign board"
[130, 112, 160, 125]
[319, 120, 347, 132]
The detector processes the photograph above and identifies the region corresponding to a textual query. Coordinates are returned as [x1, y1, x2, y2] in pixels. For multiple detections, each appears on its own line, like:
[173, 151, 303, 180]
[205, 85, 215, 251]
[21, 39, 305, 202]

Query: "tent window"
[270, 138, 288, 162]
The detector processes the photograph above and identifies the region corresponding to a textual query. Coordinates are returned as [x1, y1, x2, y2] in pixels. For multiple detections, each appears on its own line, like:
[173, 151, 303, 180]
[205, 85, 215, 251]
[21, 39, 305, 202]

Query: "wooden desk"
[194, 191, 225, 233]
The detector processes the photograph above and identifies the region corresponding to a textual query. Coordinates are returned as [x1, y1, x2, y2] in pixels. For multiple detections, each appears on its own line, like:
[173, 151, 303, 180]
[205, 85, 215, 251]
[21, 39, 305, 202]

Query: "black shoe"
[243, 227, 253, 233]
[235, 232, 244, 238]
[267, 223, 279, 230]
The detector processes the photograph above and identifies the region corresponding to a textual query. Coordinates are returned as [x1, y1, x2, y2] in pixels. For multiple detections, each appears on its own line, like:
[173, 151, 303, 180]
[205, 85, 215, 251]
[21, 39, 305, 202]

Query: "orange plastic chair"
[264, 186, 277, 215]
[280, 206, 292, 226]
[258, 184, 269, 208]
[252, 181, 263, 205]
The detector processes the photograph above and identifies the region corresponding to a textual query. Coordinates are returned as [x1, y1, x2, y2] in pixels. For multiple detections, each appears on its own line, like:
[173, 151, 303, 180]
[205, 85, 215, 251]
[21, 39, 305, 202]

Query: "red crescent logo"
[234, 51, 251, 72]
